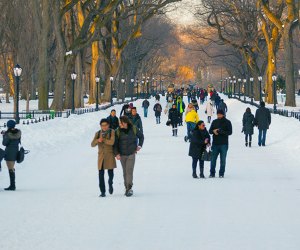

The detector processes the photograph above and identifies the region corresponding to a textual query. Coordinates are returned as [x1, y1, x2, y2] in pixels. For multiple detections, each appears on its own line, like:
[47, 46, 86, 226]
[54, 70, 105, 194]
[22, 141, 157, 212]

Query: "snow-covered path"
[1, 96, 300, 250]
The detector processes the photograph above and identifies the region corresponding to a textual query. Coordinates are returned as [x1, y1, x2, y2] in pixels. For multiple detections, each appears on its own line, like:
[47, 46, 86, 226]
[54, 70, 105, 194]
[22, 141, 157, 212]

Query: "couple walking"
[91, 116, 144, 197]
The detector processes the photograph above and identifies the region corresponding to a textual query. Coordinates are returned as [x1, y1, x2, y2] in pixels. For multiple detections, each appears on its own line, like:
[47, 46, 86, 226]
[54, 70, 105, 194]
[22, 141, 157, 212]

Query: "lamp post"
[228, 77, 231, 97]
[13, 64, 22, 124]
[146, 77, 150, 98]
[243, 79, 247, 102]
[110, 76, 114, 106]
[225, 78, 228, 95]
[95, 76, 100, 111]
[233, 76, 236, 97]
[238, 79, 241, 99]
[229, 80, 233, 98]
[141, 80, 145, 97]
[131, 79, 134, 101]
[136, 78, 139, 99]
[272, 74, 277, 112]
[121, 78, 125, 101]
[250, 77, 254, 104]
[258, 76, 263, 102]
[71, 72, 77, 114]
[220, 80, 223, 93]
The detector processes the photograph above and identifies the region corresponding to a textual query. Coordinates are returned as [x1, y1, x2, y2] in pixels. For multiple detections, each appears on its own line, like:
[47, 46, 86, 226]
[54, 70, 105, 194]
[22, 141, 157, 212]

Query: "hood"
[6, 129, 21, 140]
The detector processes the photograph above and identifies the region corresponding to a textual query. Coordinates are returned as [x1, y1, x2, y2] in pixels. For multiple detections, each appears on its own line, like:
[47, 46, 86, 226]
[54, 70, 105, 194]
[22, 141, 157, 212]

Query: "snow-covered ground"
[0, 95, 300, 250]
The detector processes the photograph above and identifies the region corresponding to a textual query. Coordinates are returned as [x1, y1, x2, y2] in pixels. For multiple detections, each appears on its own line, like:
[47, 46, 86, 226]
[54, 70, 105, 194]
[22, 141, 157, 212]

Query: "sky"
[166, 0, 198, 25]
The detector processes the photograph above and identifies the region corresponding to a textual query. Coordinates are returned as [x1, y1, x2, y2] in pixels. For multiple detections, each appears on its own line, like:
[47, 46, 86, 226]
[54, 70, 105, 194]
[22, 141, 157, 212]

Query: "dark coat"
[189, 128, 210, 158]
[153, 103, 162, 117]
[168, 108, 179, 124]
[209, 117, 232, 145]
[2, 129, 21, 161]
[254, 107, 271, 130]
[107, 115, 119, 130]
[128, 114, 143, 133]
[142, 100, 150, 109]
[120, 104, 131, 117]
[243, 112, 254, 135]
[219, 102, 228, 114]
[114, 125, 144, 156]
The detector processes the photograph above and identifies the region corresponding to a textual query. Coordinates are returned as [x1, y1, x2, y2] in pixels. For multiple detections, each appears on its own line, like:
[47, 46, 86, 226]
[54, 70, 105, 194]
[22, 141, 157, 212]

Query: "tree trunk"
[88, 41, 99, 104]
[75, 52, 84, 108]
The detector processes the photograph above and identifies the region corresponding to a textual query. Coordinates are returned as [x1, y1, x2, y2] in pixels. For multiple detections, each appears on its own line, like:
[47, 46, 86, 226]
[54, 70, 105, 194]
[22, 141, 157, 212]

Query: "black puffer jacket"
[107, 115, 119, 130]
[168, 108, 179, 124]
[2, 129, 21, 161]
[189, 128, 210, 158]
[243, 112, 254, 135]
[114, 125, 144, 156]
[209, 117, 232, 145]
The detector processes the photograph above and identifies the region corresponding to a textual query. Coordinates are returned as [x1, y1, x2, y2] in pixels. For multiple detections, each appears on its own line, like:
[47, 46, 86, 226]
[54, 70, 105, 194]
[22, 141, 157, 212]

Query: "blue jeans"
[258, 129, 267, 146]
[186, 122, 196, 139]
[210, 145, 229, 176]
[143, 108, 148, 117]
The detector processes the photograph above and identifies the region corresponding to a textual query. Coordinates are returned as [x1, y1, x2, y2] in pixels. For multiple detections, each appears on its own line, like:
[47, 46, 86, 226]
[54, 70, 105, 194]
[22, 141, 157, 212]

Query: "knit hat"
[7, 120, 16, 129]
[217, 109, 224, 115]
[129, 103, 134, 108]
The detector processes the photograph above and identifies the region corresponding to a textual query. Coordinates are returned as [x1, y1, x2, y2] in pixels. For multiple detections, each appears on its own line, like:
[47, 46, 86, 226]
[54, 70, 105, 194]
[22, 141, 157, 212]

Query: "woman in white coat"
[205, 98, 214, 123]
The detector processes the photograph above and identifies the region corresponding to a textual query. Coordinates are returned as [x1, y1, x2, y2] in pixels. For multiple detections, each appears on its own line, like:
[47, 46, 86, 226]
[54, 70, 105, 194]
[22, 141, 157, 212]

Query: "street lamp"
[258, 76, 263, 102]
[121, 78, 125, 101]
[243, 79, 247, 102]
[13, 64, 22, 124]
[229, 80, 233, 98]
[71, 72, 77, 114]
[250, 77, 254, 104]
[110, 76, 114, 106]
[141, 80, 145, 97]
[147, 77, 150, 97]
[220, 80, 223, 93]
[238, 79, 241, 99]
[95, 76, 100, 111]
[131, 79, 134, 101]
[225, 78, 228, 95]
[233, 80, 236, 97]
[136, 78, 139, 99]
[272, 74, 277, 112]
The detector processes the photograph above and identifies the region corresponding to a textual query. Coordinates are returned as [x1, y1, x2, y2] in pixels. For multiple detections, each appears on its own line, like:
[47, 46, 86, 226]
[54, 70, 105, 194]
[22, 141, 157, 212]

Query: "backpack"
[156, 104, 162, 112]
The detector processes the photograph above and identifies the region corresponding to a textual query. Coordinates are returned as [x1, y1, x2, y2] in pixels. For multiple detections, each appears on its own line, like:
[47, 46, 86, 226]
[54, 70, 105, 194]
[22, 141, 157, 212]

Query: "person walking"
[129, 107, 143, 133]
[209, 110, 232, 178]
[114, 116, 144, 197]
[120, 103, 131, 117]
[168, 104, 180, 137]
[184, 107, 199, 142]
[218, 99, 228, 116]
[142, 99, 150, 118]
[91, 119, 116, 197]
[176, 96, 185, 126]
[205, 98, 214, 123]
[2, 120, 21, 191]
[153, 101, 162, 124]
[254, 101, 271, 147]
[242, 107, 255, 147]
[191, 98, 199, 112]
[189, 121, 210, 178]
[215, 94, 221, 110]
[107, 109, 119, 130]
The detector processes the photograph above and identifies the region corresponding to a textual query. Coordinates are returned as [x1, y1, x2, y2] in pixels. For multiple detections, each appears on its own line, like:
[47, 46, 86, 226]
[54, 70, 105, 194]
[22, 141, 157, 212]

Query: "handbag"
[201, 146, 211, 161]
[16, 140, 30, 164]
[166, 120, 171, 126]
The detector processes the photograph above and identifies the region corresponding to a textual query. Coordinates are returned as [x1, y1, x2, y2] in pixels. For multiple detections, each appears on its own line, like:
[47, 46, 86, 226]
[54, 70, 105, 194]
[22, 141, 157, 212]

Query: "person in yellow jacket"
[184, 107, 200, 142]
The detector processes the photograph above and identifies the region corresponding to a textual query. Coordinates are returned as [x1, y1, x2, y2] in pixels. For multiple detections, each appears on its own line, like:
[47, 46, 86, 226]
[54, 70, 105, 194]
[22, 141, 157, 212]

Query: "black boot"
[245, 142, 248, 147]
[192, 172, 198, 178]
[200, 168, 205, 178]
[249, 141, 252, 147]
[172, 129, 175, 136]
[5, 169, 16, 191]
[175, 129, 178, 137]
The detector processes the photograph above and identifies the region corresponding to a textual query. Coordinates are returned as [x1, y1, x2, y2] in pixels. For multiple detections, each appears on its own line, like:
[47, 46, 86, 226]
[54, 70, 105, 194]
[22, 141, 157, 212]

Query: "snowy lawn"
[0, 96, 299, 250]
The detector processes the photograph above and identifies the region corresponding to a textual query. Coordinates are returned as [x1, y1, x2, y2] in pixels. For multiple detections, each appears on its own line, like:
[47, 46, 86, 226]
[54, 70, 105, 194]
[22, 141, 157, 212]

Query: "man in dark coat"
[254, 101, 271, 146]
[153, 102, 162, 124]
[128, 107, 143, 133]
[142, 99, 150, 118]
[209, 109, 232, 178]
[218, 100, 228, 116]
[114, 116, 144, 197]
[107, 109, 119, 130]
[120, 104, 131, 117]
[2, 120, 21, 191]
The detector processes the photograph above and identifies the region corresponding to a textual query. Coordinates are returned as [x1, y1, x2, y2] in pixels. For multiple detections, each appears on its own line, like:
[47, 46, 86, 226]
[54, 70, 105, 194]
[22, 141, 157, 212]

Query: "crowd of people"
[0, 86, 272, 195]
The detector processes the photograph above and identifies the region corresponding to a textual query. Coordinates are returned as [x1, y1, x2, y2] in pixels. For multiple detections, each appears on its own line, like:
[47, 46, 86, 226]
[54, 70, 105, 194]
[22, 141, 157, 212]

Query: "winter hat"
[7, 120, 16, 129]
[129, 103, 134, 108]
[217, 109, 224, 115]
